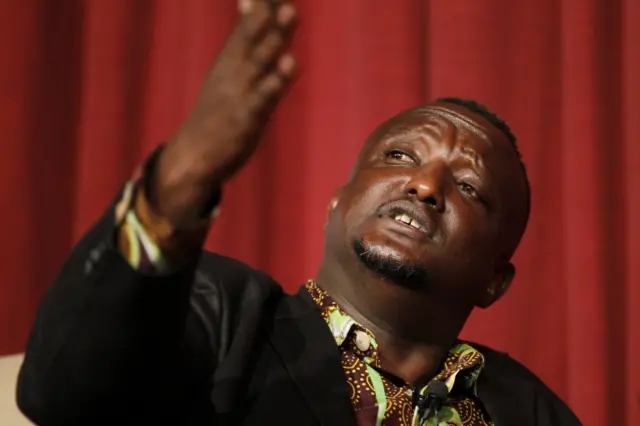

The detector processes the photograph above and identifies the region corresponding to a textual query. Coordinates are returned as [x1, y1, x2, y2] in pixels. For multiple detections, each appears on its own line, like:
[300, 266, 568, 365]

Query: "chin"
[353, 239, 429, 290]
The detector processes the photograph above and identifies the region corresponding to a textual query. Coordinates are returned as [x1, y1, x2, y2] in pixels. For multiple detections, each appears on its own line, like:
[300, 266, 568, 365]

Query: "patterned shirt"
[306, 280, 493, 426]
[114, 175, 215, 274]
[114, 167, 494, 426]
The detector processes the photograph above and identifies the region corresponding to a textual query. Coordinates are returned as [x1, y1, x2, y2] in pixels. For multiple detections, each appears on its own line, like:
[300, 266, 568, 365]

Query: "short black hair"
[436, 97, 531, 249]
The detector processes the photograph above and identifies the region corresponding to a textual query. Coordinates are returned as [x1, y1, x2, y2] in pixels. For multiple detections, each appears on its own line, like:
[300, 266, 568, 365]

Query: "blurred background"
[0, 0, 638, 424]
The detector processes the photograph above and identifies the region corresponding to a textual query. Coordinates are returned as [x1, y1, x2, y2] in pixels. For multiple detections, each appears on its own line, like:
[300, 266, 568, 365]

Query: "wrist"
[144, 144, 223, 228]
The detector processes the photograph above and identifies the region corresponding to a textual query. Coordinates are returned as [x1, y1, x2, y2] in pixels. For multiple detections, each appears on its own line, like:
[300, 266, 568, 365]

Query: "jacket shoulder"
[194, 251, 283, 296]
[189, 251, 285, 360]
[470, 342, 582, 426]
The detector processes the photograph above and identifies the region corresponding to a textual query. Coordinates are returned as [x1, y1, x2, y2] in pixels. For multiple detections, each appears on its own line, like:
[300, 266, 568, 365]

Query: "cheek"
[340, 199, 374, 238]
[444, 203, 493, 257]
[325, 194, 371, 243]
[341, 183, 393, 227]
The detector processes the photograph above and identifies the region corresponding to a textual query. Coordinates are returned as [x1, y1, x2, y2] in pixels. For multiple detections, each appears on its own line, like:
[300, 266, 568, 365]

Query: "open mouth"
[388, 211, 427, 232]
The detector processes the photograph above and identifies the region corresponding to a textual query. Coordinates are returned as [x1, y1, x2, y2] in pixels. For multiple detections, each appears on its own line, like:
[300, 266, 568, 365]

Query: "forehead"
[367, 104, 504, 151]
[361, 104, 520, 170]
[355, 103, 528, 209]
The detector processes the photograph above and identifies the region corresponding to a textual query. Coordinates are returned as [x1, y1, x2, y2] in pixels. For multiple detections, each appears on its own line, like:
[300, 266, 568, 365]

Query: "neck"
[315, 258, 472, 385]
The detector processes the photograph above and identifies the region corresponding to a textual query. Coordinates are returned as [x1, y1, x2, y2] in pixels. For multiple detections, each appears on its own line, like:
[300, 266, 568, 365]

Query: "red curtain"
[1, 0, 638, 423]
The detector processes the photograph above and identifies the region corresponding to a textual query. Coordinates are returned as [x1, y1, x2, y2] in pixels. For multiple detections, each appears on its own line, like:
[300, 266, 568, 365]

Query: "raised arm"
[17, 2, 297, 424]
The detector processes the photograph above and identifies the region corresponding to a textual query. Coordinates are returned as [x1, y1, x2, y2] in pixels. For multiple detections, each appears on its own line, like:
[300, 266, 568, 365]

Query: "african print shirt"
[306, 280, 493, 426]
[113, 171, 494, 426]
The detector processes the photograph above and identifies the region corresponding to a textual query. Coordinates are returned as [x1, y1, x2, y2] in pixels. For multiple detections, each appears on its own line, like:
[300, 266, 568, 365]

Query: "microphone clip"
[412, 380, 449, 426]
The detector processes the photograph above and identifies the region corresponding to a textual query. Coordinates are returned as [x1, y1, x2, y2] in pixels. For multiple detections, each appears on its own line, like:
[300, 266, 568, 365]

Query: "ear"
[476, 261, 515, 309]
[324, 187, 343, 231]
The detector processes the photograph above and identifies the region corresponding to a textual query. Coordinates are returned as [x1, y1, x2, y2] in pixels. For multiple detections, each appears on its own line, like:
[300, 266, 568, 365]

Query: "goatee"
[353, 239, 429, 289]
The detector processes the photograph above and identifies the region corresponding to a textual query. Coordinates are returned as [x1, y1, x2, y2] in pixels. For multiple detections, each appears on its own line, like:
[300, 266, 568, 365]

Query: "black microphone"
[412, 380, 448, 425]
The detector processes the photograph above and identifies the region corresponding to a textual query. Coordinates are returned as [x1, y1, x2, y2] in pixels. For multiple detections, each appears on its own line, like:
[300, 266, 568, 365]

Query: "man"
[16, 1, 581, 425]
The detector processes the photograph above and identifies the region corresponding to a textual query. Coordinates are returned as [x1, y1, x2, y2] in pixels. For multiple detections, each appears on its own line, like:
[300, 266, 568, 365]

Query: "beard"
[353, 239, 429, 290]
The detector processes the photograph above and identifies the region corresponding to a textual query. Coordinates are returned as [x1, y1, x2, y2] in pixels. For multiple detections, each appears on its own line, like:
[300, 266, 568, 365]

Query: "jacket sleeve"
[14, 147, 226, 426]
[17, 144, 225, 424]
[16, 200, 217, 425]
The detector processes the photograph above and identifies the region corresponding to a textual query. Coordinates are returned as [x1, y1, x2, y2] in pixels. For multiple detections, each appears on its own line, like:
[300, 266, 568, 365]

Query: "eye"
[458, 181, 480, 198]
[383, 149, 415, 163]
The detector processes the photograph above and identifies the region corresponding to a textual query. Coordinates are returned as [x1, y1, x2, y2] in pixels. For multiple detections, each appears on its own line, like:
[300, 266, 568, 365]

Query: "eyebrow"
[458, 145, 483, 169]
[383, 116, 493, 174]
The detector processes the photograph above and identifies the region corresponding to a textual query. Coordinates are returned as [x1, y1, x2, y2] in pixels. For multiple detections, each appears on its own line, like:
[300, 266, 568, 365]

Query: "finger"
[250, 4, 297, 76]
[276, 53, 297, 78]
[276, 3, 296, 28]
[238, 0, 280, 14]
[247, 73, 284, 114]
[248, 54, 297, 112]
[251, 31, 284, 73]
[238, 0, 252, 14]
[238, 0, 272, 41]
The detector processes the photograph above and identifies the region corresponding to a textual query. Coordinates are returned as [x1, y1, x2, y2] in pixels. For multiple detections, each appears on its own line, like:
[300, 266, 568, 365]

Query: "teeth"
[394, 213, 411, 224]
[393, 213, 424, 231]
[409, 220, 421, 230]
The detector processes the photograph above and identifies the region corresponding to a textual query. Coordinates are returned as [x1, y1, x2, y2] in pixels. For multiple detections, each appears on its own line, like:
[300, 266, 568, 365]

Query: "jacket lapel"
[267, 294, 543, 426]
[266, 287, 357, 426]
[478, 349, 533, 426]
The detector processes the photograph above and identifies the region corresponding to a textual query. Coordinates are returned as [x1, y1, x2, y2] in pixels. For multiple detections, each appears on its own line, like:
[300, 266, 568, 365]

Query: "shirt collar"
[305, 280, 486, 395]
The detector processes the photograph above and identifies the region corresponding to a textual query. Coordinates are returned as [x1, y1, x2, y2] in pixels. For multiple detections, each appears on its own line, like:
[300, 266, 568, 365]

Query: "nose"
[406, 163, 446, 212]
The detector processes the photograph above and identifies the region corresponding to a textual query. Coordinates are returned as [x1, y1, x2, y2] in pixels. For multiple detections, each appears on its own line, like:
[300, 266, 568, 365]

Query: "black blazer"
[16, 203, 582, 426]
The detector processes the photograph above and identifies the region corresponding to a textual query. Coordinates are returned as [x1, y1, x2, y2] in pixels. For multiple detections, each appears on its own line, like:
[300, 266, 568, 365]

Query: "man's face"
[324, 103, 529, 308]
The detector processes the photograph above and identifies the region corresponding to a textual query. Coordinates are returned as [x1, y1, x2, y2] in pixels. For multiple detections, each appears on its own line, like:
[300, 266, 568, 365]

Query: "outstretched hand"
[154, 0, 298, 226]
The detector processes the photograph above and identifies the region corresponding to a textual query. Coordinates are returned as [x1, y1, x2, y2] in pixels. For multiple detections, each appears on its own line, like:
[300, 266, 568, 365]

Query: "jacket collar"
[267, 286, 533, 426]
[267, 286, 357, 426]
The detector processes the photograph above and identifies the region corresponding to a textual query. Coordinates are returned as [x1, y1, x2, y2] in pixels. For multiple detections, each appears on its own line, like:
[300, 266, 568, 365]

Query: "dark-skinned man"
[16, 1, 581, 425]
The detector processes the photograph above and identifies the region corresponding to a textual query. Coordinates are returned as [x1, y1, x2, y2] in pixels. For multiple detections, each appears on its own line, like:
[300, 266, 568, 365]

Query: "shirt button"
[355, 330, 371, 352]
